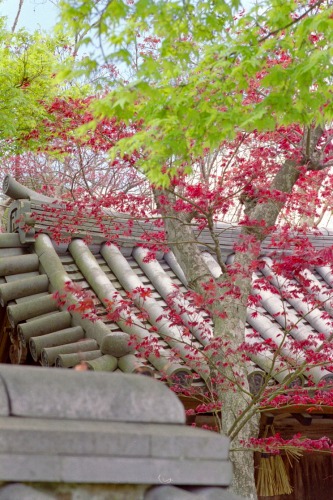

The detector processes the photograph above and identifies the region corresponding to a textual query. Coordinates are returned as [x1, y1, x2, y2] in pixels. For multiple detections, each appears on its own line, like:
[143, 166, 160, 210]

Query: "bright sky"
[1, 0, 58, 32]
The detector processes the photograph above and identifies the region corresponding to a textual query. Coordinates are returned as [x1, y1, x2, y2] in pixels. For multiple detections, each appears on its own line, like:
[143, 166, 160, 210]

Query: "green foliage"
[0, 19, 89, 155]
[58, 0, 333, 183]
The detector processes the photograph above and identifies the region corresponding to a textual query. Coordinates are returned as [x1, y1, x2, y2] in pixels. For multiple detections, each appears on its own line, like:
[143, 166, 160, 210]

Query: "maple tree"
[27, 111, 333, 497]
[2, 97, 149, 202]
[4, 0, 333, 498]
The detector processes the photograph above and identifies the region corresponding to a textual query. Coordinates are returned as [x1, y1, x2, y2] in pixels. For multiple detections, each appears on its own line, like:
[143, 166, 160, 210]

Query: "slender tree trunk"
[211, 244, 266, 497]
[224, 395, 259, 498]
[213, 309, 260, 498]
[154, 188, 260, 498]
[153, 158, 306, 498]
[11, 0, 25, 33]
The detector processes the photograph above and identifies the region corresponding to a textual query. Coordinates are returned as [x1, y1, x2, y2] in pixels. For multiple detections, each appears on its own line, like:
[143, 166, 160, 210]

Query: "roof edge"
[3, 175, 55, 203]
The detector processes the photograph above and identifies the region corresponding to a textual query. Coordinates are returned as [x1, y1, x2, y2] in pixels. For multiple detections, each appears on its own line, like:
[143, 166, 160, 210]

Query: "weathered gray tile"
[150, 428, 229, 460]
[0, 484, 55, 500]
[0, 365, 185, 424]
[145, 486, 194, 500]
[185, 487, 244, 500]
[0, 454, 231, 484]
[0, 417, 229, 461]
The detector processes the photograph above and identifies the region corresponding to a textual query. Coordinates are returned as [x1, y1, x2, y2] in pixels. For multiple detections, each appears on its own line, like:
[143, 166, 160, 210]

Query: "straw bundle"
[257, 426, 301, 497]
[257, 453, 292, 496]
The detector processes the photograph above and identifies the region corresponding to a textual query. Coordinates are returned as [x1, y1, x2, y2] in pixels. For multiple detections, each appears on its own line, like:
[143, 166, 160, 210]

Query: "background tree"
[0, 21, 87, 156]
[2, 96, 149, 201]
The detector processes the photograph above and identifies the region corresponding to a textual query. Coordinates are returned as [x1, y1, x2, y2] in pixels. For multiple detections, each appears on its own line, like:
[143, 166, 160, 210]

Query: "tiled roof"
[2, 175, 333, 391]
[0, 364, 233, 496]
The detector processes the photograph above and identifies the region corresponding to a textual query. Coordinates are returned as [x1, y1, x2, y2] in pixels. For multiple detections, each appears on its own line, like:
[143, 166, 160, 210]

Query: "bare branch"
[11, 0, 25, 33]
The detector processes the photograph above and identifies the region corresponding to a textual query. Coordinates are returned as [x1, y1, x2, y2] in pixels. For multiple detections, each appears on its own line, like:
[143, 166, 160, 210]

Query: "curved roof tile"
[1, 177, 333, 392]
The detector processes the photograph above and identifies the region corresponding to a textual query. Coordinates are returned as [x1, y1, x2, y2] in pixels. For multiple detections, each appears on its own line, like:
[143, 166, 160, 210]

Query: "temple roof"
[1, 175, 333, 394]
[0, 176, 237, 498]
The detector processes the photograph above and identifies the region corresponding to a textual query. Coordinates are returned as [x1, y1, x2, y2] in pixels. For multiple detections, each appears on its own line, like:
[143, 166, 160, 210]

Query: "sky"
[1, 0, 58, 33]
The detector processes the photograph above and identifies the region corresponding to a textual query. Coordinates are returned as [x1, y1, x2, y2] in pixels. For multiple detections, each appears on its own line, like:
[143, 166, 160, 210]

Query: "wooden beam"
[291, 413, 312, 426]
[260, 404, 333, 415]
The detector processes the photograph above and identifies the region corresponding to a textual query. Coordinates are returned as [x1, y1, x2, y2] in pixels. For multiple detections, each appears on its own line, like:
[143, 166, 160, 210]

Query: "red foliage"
[3, 60, 333, 460]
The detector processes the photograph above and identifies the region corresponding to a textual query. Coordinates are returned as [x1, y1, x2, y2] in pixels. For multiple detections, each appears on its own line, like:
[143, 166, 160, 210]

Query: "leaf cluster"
[0, 23, 90, 155]
[58, 0, 333, 183]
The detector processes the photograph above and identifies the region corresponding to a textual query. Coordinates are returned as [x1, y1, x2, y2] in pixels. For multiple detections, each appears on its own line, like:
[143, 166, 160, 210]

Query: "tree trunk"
[227, 403, 259, 498]
[154, 188, 260, 498]
[152, 158, 304, 498]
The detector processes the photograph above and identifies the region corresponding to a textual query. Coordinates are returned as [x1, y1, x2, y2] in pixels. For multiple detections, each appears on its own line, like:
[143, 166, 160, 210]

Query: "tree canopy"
[0, 7, 92, 156]
[59, 0, 333, 182]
